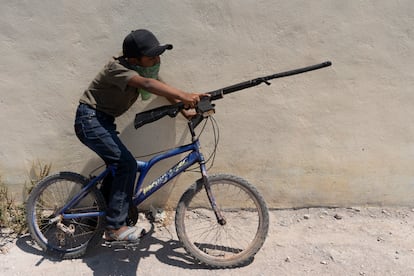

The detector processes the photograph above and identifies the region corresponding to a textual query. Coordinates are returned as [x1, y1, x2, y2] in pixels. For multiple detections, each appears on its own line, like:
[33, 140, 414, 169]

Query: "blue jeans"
[74, 103, 137, 229]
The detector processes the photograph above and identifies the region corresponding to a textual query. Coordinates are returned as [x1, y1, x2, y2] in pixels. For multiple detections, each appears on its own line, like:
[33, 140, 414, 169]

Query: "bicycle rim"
[26, 172, 106, 258]
[175, 174, 269, 268]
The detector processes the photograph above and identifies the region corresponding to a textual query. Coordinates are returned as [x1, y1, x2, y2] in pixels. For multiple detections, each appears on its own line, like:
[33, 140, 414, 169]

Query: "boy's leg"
[74, 104, 137, 230]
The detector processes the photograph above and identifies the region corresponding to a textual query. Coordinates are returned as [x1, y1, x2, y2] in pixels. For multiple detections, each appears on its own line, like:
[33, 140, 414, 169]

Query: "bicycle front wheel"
[26, 172, 106, 259]
[175, 174, 269, 268]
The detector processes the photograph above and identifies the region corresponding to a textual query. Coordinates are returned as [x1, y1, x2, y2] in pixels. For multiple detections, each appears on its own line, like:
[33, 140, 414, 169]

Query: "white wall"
[1, 1, 413, 207]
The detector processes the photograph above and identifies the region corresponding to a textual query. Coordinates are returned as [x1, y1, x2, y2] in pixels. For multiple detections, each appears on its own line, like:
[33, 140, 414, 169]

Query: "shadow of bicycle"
[85, 235, 213, 275]
[15, 225, 221, 275]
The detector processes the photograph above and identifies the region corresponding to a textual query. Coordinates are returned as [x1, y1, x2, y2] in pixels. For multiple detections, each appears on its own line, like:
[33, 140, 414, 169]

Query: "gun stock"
[134, 102, 184, 129]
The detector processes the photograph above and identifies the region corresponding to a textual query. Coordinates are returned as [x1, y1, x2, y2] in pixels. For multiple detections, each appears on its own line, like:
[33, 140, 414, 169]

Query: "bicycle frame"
[59, 124, 208, 221]
[133, 140, 206, 205]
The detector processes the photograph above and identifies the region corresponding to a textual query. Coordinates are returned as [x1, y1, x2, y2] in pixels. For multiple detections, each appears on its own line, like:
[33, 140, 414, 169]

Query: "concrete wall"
[1, 1, 413, 208]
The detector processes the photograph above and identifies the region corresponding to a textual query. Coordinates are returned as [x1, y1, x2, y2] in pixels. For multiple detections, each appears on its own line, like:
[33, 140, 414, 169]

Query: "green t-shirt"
[79, 58, 140, 117]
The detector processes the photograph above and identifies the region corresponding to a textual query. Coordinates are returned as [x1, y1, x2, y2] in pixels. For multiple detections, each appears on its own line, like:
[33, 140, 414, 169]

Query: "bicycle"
[26, 61, 331, 268]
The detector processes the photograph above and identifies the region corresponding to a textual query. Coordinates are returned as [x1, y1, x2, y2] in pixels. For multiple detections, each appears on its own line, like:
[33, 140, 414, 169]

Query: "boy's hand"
[180, 93, 210, 108]
[181, 108, 197, 119]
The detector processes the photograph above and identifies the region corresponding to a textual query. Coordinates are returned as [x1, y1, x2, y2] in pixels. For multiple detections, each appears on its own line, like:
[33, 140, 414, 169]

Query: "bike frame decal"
[142, 158, 188, 195]
[133, 150, 201, 205]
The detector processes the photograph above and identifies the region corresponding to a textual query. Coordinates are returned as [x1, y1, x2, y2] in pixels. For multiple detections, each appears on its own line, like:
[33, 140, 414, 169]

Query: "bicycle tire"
[175, 174, 269, 268]
[26, 172, 106, 259]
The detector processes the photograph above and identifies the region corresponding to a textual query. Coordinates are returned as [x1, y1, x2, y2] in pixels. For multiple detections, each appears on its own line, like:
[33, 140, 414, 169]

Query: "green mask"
[133, 63, 161, 100]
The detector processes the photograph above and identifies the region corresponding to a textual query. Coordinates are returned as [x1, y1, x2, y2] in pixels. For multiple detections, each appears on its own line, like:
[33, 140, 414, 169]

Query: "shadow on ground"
[14, 223, 240, 275]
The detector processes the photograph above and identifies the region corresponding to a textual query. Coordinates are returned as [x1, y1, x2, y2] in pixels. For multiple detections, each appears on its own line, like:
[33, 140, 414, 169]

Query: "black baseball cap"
[122, 29, 173, 58]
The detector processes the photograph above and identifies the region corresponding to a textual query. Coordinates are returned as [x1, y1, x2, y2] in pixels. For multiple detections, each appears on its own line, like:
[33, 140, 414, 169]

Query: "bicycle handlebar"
[134, 61, 332, 129]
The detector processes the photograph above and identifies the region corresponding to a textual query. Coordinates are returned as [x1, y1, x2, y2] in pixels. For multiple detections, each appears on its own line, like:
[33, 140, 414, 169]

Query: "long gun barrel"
[208, 61, 331, 100]
[134, 61, 332, 129]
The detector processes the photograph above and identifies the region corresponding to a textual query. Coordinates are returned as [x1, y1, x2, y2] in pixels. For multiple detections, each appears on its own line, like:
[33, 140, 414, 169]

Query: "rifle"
[134, 61, 332, 129]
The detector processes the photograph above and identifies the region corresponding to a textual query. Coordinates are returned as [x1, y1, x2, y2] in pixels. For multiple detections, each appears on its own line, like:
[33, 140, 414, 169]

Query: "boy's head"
[122, 29, 173, 59]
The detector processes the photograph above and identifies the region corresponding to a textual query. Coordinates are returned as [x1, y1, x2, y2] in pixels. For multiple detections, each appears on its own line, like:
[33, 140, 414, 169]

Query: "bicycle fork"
[199, 168, 226, 226]
[190, 119, 226, 225]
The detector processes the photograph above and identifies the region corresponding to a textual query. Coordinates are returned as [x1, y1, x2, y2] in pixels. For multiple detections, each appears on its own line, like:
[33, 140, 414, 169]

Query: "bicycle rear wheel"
[26, 172, 106, 259]
[175, 174, 269, 268]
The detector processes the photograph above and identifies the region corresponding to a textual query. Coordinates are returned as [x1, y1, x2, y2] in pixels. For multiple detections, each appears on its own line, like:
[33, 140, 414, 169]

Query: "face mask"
[133, 63, 160, 100]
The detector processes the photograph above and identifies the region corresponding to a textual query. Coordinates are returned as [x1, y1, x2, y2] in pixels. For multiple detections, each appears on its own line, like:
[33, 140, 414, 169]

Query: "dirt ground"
[1, 206, 414, 276]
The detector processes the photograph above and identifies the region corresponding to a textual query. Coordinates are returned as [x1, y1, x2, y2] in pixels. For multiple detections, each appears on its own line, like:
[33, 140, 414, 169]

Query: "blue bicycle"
[26, 62, 330, 267]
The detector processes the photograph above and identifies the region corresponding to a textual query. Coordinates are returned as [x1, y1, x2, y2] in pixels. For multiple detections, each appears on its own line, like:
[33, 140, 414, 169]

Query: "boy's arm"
[128, 75, 202, 108]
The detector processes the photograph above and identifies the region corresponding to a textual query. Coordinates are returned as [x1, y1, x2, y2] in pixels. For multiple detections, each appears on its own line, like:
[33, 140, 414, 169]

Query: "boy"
[74, 29, 205, 241]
